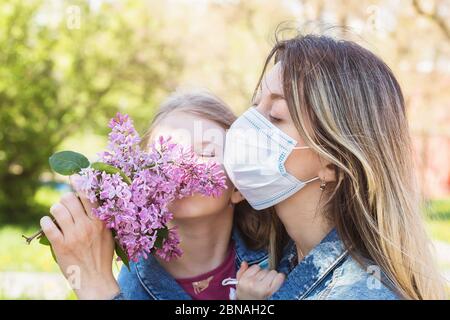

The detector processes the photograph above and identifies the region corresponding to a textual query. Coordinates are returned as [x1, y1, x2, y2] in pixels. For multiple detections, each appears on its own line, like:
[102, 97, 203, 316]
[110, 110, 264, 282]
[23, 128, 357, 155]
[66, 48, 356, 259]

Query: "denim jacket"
[270, 228, 400, 300]
[114, 227, 268, 300]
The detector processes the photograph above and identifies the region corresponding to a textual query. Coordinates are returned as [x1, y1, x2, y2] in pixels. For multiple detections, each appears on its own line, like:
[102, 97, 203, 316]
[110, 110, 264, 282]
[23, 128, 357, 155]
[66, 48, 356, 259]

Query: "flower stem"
[21, 217, 58, 244]
[22, 229, 44, 245]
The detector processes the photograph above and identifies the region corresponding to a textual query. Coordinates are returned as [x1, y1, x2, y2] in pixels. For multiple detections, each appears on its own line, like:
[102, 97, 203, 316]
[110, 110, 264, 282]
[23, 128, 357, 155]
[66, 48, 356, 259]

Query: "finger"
[259, 270, 278, 289]
[40, 216, 64, 246]
[59, 192, 89, 224]
[254, 269, 269, 281]
[49, 203, 74, 234]
[70, 175, 99, 219]
[241, 264, 261, 280]
[237, 261, 249, 281]
[78, 190, 99, 219]
[269, 273, 286, 294]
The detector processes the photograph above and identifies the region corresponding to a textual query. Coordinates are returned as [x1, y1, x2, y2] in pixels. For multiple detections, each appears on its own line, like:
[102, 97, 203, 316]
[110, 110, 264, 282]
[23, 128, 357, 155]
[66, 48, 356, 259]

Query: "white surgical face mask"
[223, 107, 319, 210]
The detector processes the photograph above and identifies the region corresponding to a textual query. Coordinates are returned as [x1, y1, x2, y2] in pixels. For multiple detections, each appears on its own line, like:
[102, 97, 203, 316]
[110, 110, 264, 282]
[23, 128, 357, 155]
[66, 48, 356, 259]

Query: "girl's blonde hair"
[256, 33, 446, 299]
[141, 89, 272, 250]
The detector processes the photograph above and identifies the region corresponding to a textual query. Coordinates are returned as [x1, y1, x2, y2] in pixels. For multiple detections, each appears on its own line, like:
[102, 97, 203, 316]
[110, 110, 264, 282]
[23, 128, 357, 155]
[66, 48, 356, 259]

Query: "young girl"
[224, 33, 447, 300]
[40, 90, 283, 299]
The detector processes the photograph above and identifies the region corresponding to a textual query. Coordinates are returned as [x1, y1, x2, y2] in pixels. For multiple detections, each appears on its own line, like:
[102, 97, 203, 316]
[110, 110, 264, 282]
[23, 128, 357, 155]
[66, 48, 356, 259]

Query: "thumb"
[236, 261, 249, 281]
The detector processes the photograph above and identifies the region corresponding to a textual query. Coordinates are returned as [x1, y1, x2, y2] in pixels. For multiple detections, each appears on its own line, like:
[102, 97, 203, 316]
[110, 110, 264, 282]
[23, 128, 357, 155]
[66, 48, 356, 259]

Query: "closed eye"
[269, 114, 281, 123]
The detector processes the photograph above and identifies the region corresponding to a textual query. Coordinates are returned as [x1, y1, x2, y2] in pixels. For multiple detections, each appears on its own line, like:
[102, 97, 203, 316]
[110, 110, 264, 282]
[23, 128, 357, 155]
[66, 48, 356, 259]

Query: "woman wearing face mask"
[40, 91, 279, 300]
[224, 33, 446, 300]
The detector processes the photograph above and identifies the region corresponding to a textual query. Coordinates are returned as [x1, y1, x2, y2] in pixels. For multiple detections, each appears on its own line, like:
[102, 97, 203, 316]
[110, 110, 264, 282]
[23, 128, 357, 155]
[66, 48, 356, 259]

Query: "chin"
[169, 196, 228, 220]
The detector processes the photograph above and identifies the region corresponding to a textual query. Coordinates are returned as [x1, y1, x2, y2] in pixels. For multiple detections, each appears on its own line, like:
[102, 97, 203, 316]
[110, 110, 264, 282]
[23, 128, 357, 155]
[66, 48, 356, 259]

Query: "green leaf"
[49, 246, 57, 262]
[114, 240, 130, 271]
[38, 234, 50, 246]
[90, 162, 132, 185]
[49, 151, 90, 176]
[111, 229, 130, 271]
[153, 226, 169, 250]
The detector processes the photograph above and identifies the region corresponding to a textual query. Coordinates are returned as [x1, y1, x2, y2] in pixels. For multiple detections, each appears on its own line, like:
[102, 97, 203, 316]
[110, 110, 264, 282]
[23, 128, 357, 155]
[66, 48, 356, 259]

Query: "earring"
[320, 179, 327, 191]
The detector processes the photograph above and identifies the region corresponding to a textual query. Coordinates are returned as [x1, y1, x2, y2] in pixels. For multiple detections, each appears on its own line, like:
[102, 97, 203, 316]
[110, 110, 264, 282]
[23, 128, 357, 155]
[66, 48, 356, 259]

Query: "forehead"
[150, 111, 225, 146]
[258, 62, 284, 96]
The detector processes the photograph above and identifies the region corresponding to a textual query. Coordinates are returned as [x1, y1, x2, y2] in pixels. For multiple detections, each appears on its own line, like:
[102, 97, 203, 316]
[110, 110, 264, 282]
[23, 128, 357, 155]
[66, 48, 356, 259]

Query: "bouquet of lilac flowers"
[23, 113, 227, 268]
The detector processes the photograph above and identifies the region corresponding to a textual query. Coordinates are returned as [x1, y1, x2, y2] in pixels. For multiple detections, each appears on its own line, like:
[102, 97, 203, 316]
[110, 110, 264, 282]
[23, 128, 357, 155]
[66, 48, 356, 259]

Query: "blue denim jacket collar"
[231, 226, 268, 266]
[270, 228, 349, 300]
[134, 226, 268, 300]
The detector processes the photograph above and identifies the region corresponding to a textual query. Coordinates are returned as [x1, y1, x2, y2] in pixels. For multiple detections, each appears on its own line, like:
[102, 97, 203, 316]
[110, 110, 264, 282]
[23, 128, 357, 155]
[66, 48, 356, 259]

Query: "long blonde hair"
[256, 33, 446, 299]
[141, 89, 272, 251]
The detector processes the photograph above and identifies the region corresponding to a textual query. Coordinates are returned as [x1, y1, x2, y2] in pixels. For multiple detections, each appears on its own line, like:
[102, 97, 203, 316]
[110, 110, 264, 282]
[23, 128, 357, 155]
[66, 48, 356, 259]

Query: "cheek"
[284, 149, 321, 181]
[277, 117, 320, 180]
[273, 102, 301, 139]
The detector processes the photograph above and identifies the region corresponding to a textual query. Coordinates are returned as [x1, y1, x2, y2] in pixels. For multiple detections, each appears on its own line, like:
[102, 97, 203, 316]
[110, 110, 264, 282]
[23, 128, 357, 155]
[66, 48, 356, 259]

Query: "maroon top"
[175, 243, 236, 300]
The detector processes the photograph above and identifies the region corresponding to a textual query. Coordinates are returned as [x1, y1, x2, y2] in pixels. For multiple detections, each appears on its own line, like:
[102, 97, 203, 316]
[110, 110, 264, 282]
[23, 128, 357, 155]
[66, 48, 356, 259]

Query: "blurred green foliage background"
[0, 0, 184, 224]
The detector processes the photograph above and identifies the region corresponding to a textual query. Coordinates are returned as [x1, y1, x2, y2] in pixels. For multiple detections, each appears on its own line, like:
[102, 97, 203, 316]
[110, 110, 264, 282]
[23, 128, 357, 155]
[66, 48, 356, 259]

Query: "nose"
[253, 98, 270, 120]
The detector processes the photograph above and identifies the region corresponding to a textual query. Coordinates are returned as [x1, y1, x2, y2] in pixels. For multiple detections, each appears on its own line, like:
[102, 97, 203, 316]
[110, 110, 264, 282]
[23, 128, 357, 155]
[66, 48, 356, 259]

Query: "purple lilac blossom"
[73, 113, 227, 262]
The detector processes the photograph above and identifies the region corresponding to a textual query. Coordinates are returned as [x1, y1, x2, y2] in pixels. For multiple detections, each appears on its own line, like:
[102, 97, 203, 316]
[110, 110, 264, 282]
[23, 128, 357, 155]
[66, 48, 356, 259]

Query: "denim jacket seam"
[237, 251, 266, 264]
[317, 263, 343, 300]
[135, 264, 157, 300]
[297, 249, 349, 300]
[235, 251, 268, 267]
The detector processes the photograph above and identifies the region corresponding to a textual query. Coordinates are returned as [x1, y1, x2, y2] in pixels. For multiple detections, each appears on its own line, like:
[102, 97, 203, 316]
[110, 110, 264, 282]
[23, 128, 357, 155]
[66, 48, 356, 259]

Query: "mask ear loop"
[304, 176, 320, 184]
[292, 146, 310, 150]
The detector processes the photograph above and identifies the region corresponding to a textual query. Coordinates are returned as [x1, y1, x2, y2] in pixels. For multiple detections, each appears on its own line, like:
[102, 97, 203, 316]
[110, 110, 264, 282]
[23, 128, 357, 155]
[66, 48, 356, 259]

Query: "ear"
[317, 163, 337, 183]
[230, 187, 245, 205]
